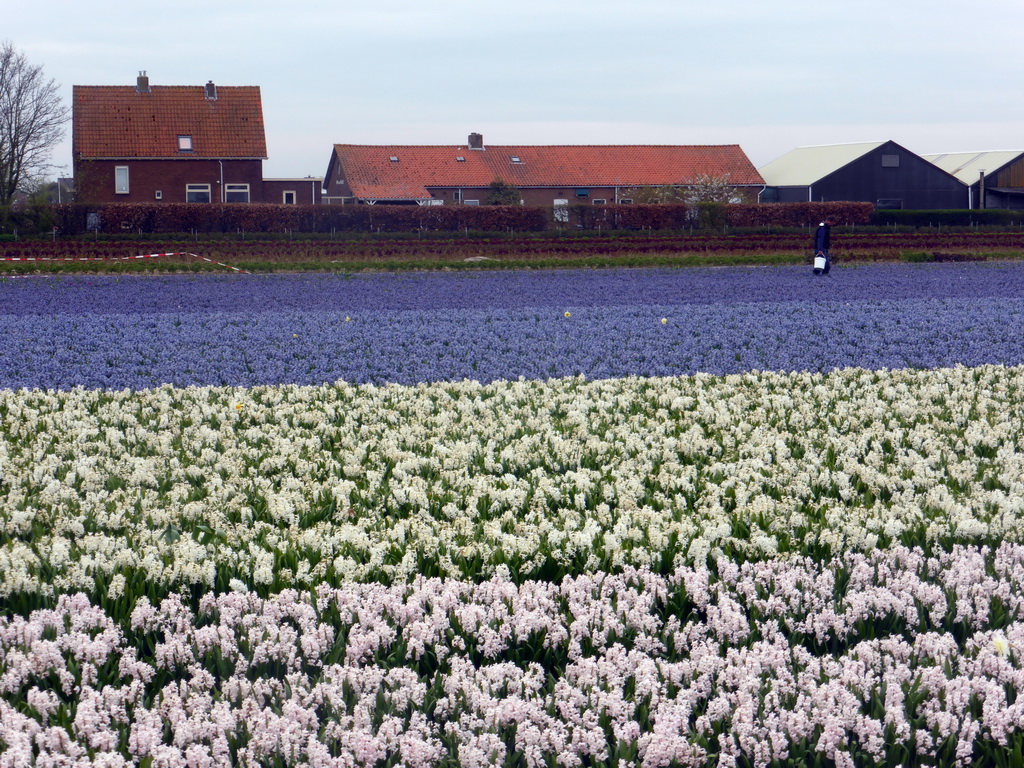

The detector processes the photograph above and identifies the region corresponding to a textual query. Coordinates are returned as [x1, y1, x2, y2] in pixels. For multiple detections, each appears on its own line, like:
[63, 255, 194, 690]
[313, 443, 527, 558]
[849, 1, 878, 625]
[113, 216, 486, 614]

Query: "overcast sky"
[8, 0, 1024, 179]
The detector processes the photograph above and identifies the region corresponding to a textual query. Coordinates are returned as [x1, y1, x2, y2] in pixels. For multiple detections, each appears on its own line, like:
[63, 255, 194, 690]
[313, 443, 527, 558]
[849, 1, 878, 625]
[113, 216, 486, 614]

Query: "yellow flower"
[235, 403, 243, 411]
[564, 311, 571, 318]
[994, 634, 1010, 657]
[293, 333, 298, 338]
[661, 318, 668, 324]
[345, 316, 351, 322]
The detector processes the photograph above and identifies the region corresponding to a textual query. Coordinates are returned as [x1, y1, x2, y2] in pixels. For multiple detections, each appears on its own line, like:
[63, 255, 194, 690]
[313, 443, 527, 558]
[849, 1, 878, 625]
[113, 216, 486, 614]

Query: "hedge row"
[577, 201, 875, 229]
[870, 209, 1024, 227]
[44, 203, 551, 235]
[6, 201, 874, 236]
[724, 202, 874, 227]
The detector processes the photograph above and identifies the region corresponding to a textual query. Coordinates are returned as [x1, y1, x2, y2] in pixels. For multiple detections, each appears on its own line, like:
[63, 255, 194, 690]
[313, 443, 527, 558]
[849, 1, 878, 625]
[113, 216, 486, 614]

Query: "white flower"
[106, 573, 126, 600]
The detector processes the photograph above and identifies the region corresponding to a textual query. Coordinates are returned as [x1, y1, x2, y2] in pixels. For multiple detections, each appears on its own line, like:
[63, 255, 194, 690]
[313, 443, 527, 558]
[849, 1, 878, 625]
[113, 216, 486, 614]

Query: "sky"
[7, 0, 1024, 180]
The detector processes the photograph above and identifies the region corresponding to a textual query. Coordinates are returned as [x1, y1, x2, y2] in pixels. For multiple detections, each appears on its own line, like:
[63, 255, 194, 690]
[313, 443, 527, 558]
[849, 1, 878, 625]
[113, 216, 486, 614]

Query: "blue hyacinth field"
[4, 261, 1024, 768]
[4, 262, 1024, 389]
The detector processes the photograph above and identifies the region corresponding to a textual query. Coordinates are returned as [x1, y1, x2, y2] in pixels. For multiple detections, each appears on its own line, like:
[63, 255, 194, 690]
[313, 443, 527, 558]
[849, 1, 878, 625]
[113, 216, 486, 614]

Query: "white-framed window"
[464, 199, 480, 206]
[186, 184, 211, 203]
[177, 135, 193, 152]
[619, 198, 633, 204]
[114, 166, 130, 195]
[282, 190, 296, 205]
[224, 183, 250, 203]
[592, 198, 607, 205]
[553, 198, 569, 222]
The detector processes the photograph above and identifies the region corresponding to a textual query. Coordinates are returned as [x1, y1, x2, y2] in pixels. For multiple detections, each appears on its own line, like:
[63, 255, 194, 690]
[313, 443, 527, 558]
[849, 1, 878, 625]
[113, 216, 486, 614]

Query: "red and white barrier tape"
[0, 252, 248, 274]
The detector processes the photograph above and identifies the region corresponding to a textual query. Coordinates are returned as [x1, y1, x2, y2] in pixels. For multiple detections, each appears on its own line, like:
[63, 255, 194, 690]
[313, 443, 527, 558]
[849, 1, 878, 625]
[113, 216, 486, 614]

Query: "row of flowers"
[3, 264, 1024, 389]
[3, 545, 1024, 767]
[5, 263, 1024, 316]
[3, 228, 1023, 264]
[1, 365, 1022, 604]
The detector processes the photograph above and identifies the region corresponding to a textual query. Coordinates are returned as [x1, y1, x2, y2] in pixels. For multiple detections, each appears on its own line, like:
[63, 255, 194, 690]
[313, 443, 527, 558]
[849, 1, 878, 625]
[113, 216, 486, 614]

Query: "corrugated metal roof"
[758, 142, 887, 187]
[329, 144, 764, 201]
[920, 150, 1024, 184]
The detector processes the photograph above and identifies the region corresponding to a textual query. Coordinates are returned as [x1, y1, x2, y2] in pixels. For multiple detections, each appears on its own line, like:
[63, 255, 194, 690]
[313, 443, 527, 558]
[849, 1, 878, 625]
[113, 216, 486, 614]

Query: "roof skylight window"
[456, 156, 466, 162]
[178, 135, 193, 152]
[389, 156, 399, 162]
[510, 156, 522, 163]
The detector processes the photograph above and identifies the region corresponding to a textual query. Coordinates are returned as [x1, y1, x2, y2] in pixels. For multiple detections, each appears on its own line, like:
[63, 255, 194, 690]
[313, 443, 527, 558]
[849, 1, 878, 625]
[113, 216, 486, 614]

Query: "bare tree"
[0, 40, 69, 208]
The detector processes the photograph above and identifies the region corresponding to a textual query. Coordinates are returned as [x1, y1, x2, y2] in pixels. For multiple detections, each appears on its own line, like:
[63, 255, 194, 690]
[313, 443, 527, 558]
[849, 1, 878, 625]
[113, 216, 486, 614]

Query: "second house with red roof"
[323, 133, 765, 207]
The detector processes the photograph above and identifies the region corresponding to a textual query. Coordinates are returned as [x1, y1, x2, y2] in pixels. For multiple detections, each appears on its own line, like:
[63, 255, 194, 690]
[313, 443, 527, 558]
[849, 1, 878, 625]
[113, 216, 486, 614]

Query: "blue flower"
[2, 263, 1024, 389]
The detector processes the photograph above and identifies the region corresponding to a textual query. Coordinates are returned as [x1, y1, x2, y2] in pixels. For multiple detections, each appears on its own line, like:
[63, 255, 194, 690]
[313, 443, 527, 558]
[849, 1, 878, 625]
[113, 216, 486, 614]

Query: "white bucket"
[813, 255, 827, 272]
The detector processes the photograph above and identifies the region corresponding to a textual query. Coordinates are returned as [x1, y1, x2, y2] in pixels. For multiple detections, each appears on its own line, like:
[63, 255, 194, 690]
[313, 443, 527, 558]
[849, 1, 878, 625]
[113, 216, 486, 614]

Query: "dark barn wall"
[773, 187, 812, 204]
[812, 142, 967, 209]
[982, 157, 1024, 210]
[991, 156, 1024, 189]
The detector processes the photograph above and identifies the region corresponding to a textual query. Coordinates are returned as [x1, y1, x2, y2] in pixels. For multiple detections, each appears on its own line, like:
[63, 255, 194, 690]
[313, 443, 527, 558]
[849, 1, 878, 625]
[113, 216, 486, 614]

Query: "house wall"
[74, 159, 264, 204]
[322, 158, 355, 204]
[426, 187, 633, 206]
[811, 142, 968, 209]
[422, 186, 762, 206]
[262, 179, 323, 205]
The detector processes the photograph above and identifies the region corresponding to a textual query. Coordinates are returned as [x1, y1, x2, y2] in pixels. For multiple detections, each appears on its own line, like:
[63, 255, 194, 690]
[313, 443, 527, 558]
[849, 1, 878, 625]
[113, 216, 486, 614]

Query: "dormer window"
[178, 135, 193, 152]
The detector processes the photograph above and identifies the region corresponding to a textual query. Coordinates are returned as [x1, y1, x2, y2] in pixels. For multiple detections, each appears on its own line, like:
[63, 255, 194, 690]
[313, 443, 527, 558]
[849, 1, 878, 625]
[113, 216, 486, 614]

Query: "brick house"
[73, 74, 268, 204]
[262, 178, 324, 206]
[323, 134, 764, 206]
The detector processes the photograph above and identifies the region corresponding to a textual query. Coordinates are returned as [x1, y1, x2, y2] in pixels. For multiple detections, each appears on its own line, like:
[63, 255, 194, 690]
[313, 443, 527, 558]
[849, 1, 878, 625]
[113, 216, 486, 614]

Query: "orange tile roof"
[73, 85, 267, 159]
[330, 143, 764, 200]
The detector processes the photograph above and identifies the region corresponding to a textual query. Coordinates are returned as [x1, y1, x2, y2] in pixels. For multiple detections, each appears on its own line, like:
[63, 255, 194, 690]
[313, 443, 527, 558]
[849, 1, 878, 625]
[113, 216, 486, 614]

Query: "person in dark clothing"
[813, 217, 835, 275]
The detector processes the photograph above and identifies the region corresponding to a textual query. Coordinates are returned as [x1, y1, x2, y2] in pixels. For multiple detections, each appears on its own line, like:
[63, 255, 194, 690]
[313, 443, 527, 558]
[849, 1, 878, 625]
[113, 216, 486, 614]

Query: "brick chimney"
[468, 132, 484, 150]
[136, 71, 150, 93]
[205, 80, 218, 100]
